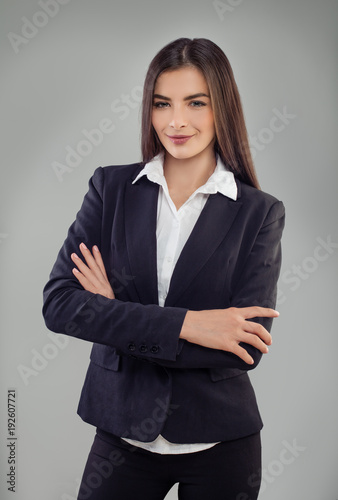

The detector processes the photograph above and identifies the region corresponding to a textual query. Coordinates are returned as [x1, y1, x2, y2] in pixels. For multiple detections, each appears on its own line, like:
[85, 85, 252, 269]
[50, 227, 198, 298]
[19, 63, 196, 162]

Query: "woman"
[43, 37, 285, 499]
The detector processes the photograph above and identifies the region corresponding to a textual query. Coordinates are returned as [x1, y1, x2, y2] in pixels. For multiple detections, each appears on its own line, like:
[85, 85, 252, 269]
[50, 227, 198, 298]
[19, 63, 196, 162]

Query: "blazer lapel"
[124, 175, 160, 305]
[165, 193, 243, 307]
[124, 172, 243, 307]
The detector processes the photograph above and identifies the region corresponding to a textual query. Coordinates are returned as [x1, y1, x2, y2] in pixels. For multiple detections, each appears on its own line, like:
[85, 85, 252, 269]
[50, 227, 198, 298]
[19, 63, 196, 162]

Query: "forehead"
[154, 66, 209, 94]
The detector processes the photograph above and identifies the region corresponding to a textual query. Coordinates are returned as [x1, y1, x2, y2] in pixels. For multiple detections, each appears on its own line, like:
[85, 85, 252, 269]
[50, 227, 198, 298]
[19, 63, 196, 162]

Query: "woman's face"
[151, 66, 216, 161]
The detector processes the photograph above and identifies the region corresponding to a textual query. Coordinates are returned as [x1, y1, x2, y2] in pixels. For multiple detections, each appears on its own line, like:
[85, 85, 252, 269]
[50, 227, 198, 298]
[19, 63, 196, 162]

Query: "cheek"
[202, 110, 216, 135]
[151, 112, 163, 134]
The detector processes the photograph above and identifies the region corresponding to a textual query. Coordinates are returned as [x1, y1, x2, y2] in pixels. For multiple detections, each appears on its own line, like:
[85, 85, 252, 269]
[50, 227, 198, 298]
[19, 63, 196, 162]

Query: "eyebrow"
[153, 93, 210, 101]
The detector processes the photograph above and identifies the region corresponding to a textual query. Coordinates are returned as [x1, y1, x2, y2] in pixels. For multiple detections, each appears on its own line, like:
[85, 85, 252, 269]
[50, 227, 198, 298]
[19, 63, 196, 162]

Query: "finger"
[92, 245, 109, 280]
[243, 320, 272, 345]
[72, 248, 116, 299]
[231, 344, 254, 365]
[79, 243, 103, 278]
[240, 332, 270, 353]
[71, 252, 103, 289]
[239, 306, 279, 320]
[72, 268, 96, 293]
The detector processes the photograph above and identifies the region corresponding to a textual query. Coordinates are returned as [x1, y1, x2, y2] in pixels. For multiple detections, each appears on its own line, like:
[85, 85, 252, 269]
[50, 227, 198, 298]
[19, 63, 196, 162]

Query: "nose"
[169, 106, 188, 130]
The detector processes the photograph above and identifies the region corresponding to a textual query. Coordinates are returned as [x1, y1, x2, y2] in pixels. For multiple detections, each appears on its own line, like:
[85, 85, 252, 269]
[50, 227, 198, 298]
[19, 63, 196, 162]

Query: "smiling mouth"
[167, 135, 194, 144]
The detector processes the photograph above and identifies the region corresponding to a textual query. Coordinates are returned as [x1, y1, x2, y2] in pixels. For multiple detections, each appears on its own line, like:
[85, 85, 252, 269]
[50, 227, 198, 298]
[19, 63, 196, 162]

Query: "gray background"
[1, 0, 337, 498]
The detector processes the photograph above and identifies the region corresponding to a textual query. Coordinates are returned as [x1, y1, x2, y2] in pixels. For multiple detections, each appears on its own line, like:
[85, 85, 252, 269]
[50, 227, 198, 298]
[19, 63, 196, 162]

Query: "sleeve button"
[150, 345, 159, 354]
[139, 344, 148, 353]
[128, 342, 136, 352]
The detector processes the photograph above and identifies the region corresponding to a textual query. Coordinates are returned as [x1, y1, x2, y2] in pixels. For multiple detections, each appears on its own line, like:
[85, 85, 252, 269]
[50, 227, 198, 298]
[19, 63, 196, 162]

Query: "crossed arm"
[70, 242, 278, 366]
[43, 167, 285, 371]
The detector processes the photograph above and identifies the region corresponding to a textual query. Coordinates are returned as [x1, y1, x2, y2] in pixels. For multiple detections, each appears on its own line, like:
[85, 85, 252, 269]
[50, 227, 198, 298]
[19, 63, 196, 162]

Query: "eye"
[190, 101, 207, 107]
[153, 101, 169, 108]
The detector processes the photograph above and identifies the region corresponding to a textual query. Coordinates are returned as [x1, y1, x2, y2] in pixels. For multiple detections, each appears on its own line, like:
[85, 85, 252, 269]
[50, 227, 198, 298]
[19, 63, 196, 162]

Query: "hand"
[180, 306, 279, 365]
[71, 243, 115, 299]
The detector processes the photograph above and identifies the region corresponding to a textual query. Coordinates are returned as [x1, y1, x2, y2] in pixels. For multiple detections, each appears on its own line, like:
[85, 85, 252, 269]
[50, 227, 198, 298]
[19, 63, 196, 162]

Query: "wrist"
[179, 310, 199, 342]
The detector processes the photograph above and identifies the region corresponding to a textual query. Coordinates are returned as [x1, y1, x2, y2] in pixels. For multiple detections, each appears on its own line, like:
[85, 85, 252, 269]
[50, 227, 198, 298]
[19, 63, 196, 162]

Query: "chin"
[163, 143, 197, 159]
[168, 152, 196, 161]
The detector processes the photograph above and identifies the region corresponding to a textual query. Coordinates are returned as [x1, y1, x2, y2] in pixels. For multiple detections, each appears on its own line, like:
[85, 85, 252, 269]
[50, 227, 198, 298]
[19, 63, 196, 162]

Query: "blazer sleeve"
[144, 199, 285, 371]
[42, 167, 188, 363]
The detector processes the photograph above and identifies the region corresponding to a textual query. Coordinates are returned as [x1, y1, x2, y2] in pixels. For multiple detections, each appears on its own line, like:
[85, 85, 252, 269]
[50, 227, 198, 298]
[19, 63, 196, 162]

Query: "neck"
[163, 149, 217, 192]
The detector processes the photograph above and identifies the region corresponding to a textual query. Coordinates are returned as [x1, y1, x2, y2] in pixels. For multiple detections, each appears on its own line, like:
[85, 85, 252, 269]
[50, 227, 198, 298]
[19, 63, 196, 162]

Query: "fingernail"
[80, 242, 87, 250]
[73, 268, 79, 273]
[93, 245, 99, 252]
[71, 253, 79, 259]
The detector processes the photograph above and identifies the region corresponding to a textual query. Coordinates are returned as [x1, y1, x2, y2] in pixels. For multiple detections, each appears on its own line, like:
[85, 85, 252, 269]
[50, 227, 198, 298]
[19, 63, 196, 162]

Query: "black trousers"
[77, 428, 262, 500]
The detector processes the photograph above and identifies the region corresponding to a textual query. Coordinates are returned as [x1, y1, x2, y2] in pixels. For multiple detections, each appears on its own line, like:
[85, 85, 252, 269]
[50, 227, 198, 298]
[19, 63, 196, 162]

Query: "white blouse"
[122, 152, 237, 454]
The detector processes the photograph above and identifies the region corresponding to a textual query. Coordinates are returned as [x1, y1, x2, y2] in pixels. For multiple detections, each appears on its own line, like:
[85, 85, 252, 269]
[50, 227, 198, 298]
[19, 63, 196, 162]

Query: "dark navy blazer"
[42, 162, 285, 443]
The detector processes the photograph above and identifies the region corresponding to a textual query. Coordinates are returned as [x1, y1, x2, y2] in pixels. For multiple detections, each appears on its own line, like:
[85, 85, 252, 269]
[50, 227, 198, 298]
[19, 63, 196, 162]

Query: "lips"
[167, 135, 194, 144]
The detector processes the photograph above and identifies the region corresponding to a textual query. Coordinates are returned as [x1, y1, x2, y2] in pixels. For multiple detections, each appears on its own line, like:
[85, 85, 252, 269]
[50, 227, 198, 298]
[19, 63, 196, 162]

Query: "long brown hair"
[141, 37, 260, 189]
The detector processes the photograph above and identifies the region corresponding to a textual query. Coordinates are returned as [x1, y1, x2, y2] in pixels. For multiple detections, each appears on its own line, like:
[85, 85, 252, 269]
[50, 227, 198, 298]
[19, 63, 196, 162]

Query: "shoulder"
[89, 161, 145, 193]
[100, 161, 144, 182]
[236, 178, 285, 224]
